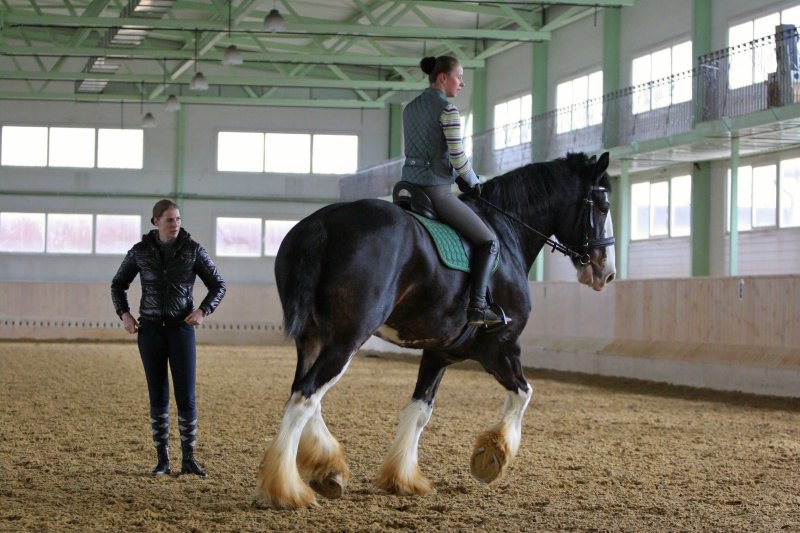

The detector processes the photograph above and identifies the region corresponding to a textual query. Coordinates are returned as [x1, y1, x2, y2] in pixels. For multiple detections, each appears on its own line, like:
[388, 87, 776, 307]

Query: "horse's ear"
[594, 152, 610, 180]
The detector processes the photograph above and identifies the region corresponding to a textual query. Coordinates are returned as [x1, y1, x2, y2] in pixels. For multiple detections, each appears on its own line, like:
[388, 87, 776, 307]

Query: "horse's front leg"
[471, 346, 532, 484]
[375, 349, 451, 496]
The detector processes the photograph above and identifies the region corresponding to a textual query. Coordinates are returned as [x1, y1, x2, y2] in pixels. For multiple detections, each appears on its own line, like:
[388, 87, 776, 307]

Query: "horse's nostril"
[606, 273, 616, 283]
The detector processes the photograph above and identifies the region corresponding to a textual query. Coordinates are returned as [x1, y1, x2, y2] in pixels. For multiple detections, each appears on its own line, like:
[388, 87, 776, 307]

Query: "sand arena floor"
[1, 341, 799, 532]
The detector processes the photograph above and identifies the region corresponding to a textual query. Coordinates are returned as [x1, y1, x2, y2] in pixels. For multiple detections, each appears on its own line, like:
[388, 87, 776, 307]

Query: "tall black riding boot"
[150, 413, 171, 476]
[466, 240, 508, 327]
[179, 414, 207, 477]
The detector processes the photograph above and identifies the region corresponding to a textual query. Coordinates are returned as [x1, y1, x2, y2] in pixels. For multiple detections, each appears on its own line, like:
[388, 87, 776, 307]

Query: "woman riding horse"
[255, 152, 616, 509]
[402, 55, 506, 328]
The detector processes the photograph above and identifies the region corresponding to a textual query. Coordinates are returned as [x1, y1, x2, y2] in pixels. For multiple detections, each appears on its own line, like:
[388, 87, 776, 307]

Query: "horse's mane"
[481, 152, 604, 218]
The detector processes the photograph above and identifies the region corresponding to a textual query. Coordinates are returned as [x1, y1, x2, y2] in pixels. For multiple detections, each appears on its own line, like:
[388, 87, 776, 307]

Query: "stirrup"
[467, 302, 512, 330]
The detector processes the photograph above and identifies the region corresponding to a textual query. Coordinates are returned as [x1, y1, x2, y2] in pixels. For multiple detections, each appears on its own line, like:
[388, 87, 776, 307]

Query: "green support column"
[613, 159, 630, 279]
[602, 7, 621, 149]
[174, 106, 185, 209]
[532, 41, 548, 164]
[692, 0, 713, 68]
[469, 67, 487, 173]
[388, 103, 403, 159]
[529, 41, 548, 281]
[691, 162, 711, 276]
[470, 67, 487, 136]
[729, 137, 740, 276]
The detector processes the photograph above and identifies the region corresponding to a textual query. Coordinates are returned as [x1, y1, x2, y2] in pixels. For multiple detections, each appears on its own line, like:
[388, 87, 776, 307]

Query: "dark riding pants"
[137, 320, 198, 421]
[423, 184, 496, 244]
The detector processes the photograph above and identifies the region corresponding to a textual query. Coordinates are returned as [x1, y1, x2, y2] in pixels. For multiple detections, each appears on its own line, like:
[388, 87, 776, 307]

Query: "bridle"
[477, 184, 615, 266]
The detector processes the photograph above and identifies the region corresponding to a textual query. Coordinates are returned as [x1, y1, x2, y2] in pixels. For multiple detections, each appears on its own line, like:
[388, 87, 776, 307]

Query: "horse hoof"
[310, 473, 345, 499]
[470, 444, 504, 484]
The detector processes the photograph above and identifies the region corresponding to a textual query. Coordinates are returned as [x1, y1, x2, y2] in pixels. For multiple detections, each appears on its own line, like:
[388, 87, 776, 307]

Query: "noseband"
[478, 185, 615, 266]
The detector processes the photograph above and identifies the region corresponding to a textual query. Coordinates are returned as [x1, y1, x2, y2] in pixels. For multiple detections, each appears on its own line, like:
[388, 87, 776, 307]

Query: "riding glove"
[456, 177, 482, 198]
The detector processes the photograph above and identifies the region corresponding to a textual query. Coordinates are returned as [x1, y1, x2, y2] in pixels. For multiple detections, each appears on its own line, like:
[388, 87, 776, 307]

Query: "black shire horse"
[256, 152, 616, 509]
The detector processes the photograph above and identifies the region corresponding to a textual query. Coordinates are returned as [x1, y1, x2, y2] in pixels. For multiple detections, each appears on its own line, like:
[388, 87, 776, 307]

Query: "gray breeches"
[423, 184, 496, 245]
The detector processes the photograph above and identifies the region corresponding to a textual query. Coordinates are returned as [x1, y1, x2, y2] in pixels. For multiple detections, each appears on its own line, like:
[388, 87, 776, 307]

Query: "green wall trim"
[691, 162, 711, 276]
[614, 160, 630, 280]
[532, 41, 548, 163]
[692, 0, 713, 68]
[388, 103, 403, 159]
[602, 7, 621, 148]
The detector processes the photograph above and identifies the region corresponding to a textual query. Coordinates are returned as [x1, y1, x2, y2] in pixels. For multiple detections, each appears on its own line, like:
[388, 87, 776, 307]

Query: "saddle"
[392, 180, 439, 221]
[392, 181, 498, 274]
[392, 181, 508, 334]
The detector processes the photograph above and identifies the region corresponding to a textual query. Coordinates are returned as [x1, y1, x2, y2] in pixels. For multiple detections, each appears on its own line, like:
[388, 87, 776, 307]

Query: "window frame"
[631, 40, 693, 114]
[630, 173, 693, 241]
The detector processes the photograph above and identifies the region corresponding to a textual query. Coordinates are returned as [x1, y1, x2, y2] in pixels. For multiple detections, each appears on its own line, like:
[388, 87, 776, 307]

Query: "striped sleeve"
[439, 103, 479, 186]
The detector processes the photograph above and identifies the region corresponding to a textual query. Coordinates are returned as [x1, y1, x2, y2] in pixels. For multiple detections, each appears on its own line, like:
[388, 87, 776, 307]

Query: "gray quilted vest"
[401, 88, 455, 186]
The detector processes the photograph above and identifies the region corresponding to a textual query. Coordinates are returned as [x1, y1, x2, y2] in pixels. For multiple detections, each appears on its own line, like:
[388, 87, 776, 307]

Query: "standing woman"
[401, 55, 507, 327]
[111, 199, 226, 477]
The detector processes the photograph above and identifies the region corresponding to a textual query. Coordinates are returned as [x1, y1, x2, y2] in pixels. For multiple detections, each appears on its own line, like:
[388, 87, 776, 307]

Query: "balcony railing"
[341, 27, 800, 200]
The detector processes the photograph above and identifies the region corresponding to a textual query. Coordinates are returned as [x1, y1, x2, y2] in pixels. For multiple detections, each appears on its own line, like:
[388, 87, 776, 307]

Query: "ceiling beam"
[0, 90, 387, 108]
[4, 14, 552, 41]
[0, 69, 426, 90]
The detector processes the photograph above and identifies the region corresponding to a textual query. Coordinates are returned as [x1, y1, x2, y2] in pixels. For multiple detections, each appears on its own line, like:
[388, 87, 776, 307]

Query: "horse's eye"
[598, 201, 610, 214]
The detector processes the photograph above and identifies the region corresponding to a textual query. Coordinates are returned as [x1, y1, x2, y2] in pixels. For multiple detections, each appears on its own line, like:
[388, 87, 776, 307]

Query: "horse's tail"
[275, 218, 327, 340]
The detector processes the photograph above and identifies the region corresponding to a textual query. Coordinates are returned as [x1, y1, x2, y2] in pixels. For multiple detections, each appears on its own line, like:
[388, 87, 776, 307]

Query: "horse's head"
[560, 152, 616, 291]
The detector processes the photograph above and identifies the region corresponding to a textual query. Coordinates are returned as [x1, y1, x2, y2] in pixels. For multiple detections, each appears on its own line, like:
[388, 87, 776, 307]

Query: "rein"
[476, 197, 590, 265]
[477, 185, 615, 266]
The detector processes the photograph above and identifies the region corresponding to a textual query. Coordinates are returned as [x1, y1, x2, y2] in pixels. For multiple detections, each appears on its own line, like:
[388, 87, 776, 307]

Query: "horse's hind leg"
[256, 343, 355, 509]
[376, 350, 450, 496]
[297, 403, 349, 499]
[471, 347, 532, 484]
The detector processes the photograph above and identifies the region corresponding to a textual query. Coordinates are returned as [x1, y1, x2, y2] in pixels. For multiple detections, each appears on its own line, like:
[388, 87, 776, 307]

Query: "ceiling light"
[222, 1, 243, 65]
[190, 71, 208, 91]
[222, 44, 243, 65]
[263, 9, 286, 32]
[165, 94, 180, 112]
[190, 29, 208, 91]
[142, 112, 157, 128]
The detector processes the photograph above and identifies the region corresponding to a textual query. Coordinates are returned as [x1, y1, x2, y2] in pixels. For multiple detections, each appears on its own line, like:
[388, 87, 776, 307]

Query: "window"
[98, 129, 143, 169]
[670, 175, 692, 236]
[264, 220, 297, 256]
[215, 217, 262, 257]
[463, 113, 474, 160]
[1, 126, 143, 168]
[493, 94, 532, 149]
[49, 128, 95, 168]
[96, 215, 141, 254]
[312, 135, 358, 174]
[631, 175, 692, 240]
[217, 132, 358, 175]
[217, 131, 265, 172]
[631, 41, 692, 114]
[556, 70, 603, 133]
[0, 212, 46, 252]
[46, 213, 93, 254]
[1, 126, 48, 166]
[728, 164, 777, 231]
[780, 157, 800, 227]
[728, 6, 800, 89]
[265, 133, 311, 174]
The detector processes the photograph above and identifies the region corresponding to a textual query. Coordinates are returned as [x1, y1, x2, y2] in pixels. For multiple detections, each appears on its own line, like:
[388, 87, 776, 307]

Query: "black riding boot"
[151, 445, 171, 476]
[149, 412, 171, 476]
[466, 240, 508, 327]
[179, 414, 207, 477]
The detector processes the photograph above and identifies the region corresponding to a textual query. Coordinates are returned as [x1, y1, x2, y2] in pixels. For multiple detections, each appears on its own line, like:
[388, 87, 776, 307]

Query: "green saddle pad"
[409, 212, 499, 273]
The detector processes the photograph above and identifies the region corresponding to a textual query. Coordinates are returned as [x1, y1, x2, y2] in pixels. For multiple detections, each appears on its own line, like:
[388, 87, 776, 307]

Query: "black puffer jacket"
[111, 228, 226, 324]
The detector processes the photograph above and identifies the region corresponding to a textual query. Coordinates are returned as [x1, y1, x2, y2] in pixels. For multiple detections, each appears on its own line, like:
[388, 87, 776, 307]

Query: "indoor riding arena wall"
[1, 276, 799, 398]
